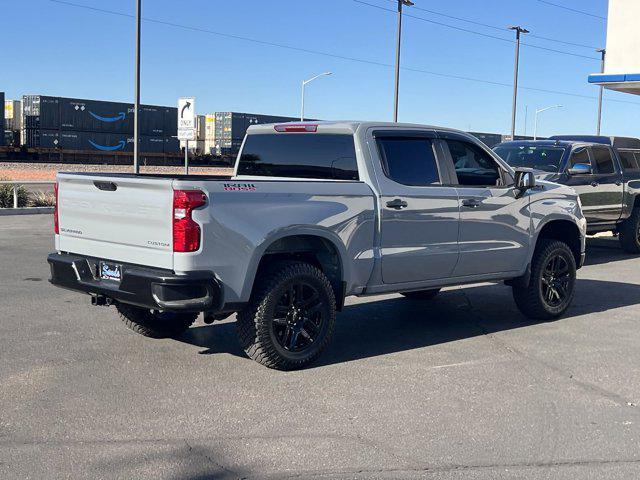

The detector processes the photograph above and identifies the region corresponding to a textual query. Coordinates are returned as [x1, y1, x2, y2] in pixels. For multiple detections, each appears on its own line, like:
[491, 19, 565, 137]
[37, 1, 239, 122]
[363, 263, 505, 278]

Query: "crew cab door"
[372, 130, 460, 284]
[565, 146, 623, 224]
[439, 133, 531, 277]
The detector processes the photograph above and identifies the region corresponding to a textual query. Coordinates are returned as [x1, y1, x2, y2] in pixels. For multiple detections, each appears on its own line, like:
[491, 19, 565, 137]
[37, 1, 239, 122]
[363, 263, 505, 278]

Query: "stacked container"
[0, 92, 5, 147]
[22, 95, 179, 155]
[213, 112, 301, 156]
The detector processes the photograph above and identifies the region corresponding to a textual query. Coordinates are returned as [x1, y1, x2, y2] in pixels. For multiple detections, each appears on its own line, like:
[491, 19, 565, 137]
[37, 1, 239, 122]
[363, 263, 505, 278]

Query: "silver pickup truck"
[49, 121, 587, 370]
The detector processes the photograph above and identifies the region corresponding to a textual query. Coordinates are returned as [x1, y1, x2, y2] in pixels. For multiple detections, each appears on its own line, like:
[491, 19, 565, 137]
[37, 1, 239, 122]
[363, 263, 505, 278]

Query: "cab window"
[376, 137, 440, 186]
[445, 139, 501, 186]
[590, 147, 615, 174]
[568, 147, 591, 170]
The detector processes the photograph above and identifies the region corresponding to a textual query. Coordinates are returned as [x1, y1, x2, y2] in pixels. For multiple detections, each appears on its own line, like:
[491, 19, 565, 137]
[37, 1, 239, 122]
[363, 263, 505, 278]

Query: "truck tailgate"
[56, 174, 174, 269]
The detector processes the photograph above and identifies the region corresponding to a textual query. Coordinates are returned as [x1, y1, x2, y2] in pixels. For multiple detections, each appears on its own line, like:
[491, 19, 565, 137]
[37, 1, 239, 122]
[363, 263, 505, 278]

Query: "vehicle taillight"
[274, 123, 318, 133]
[173, 189, 206, 252]
[54, 182, 59, 234]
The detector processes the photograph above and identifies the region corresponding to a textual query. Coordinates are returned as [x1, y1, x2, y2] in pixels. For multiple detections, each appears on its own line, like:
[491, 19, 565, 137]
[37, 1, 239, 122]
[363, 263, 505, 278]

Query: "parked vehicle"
[48, 122, 586, 370]
[494, 136, 640, 252]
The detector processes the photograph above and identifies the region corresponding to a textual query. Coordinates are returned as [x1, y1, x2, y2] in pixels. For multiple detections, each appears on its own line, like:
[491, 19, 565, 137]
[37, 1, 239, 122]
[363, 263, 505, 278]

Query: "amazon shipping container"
[21, 95, 179, 156]
[22, 95, 178, 136]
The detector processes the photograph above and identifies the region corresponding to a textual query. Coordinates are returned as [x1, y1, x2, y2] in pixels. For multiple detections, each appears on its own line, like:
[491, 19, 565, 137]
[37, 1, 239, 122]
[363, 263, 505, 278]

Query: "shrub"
[30, 191, 56, 207]
[0, 178, 29, 208]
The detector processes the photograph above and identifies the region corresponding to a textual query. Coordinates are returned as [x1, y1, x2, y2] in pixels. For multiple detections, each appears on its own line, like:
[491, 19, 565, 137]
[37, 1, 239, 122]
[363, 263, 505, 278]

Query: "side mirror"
[567, 163, 592, 175]
[514, 169, 536, 193]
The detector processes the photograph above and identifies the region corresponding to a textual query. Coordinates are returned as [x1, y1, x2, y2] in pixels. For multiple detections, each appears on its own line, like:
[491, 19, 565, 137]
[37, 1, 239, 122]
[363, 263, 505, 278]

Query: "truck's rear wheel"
[236, 262, 336, 370]
[512, 239, 576, 320]
[401, 288, 441, 300]
[115, 303, 198, 338]
[619, 207, 640, 253]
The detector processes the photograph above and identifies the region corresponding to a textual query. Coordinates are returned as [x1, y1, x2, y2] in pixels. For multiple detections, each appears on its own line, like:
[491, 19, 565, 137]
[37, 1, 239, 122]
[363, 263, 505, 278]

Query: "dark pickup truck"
[494, 135, 640, 252]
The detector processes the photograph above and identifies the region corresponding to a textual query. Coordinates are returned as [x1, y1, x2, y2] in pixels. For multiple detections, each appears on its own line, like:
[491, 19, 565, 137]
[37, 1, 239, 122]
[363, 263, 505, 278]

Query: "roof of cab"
[496, 139, 576, 148]
[246, 120, 481, 137]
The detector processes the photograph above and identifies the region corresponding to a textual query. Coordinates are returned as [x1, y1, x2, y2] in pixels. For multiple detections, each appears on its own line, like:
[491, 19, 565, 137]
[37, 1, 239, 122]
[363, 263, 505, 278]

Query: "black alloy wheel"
[541, 253, 571, 308]
[272, 282, 325, 353]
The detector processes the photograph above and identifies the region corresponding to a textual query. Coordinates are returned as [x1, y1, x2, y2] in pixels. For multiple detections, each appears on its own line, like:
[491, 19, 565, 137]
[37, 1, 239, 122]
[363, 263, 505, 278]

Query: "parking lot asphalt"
[1, 214, 640, 479]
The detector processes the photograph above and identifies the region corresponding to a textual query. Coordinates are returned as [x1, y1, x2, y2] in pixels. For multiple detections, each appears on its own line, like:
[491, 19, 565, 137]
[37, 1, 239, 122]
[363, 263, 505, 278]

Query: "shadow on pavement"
[178, 275, 640, 368]
[584, 236, 638, 266]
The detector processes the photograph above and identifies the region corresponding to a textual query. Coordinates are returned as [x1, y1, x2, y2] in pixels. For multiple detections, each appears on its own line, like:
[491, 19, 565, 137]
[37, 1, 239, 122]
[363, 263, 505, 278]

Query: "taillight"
[54, 182, 59, 234]
[173, 189, 206, 252]
[274, 123, 318, 133]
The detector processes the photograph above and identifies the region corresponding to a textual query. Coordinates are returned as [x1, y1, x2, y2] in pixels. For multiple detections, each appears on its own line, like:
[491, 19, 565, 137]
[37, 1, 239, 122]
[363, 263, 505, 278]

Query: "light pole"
[596, 48, 606, 135]
[534, 105, 562, 140]
[301, 72, 332, 121]
[133, 0, 141, 173]
[509, 25, 529, 140]
[393, 0, 414, 122]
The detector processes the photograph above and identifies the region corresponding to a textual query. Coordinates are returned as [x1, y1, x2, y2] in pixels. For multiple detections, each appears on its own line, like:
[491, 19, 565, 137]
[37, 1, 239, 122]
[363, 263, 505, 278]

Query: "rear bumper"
[48, 252, 222, 312]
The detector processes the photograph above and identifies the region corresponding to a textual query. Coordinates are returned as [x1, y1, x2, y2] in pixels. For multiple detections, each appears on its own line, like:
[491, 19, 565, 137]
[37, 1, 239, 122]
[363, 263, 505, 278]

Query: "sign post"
[177, 97, 196, 174]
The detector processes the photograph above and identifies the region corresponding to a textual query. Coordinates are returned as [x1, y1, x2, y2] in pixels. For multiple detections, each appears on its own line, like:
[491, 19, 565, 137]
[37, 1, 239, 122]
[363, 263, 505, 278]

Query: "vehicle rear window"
[591, 147, 615, 174]
[376, 137, 440, 186]
[494, 145, 566, 173]
[619, 150, 640, 170]
[237, 134, 358, 180]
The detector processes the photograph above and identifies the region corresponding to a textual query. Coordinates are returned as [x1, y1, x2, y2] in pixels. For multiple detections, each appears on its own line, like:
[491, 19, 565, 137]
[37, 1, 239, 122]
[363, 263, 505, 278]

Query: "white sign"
[177, 97, 196, 141]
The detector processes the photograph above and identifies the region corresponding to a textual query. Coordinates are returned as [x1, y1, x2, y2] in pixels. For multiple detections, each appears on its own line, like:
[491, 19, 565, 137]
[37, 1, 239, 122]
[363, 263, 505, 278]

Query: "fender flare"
[240, 226, 350, 301]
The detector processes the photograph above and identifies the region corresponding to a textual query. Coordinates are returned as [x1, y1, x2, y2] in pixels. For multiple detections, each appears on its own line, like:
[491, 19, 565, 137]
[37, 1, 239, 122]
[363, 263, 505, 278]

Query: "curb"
[0, 207, 54, 216]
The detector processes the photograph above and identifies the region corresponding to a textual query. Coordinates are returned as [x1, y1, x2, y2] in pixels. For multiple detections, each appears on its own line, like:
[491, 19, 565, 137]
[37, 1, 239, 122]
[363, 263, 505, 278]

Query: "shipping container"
[0, 92, 4, 146]
[22, 95, 178, 137]
[213, 112, 300, 155]
[4, 99, 21, 131]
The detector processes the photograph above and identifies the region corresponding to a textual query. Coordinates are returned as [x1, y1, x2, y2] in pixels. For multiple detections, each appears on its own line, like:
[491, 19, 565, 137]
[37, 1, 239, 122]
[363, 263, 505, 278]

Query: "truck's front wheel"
[619, 207, 640, 253]
[115, 303, 198, 338]
[237, 262, 336, 370]
[512, 239, 576, 320]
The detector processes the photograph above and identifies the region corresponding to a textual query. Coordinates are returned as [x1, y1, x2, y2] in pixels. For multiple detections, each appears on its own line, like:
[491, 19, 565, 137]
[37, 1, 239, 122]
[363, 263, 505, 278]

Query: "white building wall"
[605, 0, 640, 75]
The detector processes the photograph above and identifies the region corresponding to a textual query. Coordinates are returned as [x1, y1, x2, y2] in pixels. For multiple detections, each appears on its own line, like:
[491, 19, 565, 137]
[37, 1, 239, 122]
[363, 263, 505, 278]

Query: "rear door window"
[590, 147, 616, 174]
[376, 137, 440, 186]
[619, 150, 640, 170]
[237, 134, 358, 180]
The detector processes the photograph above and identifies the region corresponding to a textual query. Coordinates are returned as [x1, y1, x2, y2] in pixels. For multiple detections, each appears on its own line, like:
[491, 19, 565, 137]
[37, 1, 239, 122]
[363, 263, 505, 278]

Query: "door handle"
[590, 181, 599, 187]
[615, 181, 622, 186]
[461, 198, 481, 208]
[386, 199, 408, 210]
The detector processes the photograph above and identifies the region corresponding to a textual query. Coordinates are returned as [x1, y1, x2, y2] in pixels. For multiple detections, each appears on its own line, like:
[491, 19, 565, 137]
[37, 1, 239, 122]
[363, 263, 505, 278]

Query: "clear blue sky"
[4, 0, 637, 137]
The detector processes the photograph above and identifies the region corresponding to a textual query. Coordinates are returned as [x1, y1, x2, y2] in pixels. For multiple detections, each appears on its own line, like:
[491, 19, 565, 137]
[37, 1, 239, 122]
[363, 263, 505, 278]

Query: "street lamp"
[596, 48, 606, 135]
[393, 0, 414, 122]
[509, 25, 529, 140]
[133, 0, 141, 173]
[534, 105, 562, 140]
[301, 72, 332, 121]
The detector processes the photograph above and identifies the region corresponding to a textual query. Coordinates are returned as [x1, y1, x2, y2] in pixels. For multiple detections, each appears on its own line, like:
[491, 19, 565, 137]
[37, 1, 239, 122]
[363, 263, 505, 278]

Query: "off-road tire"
[236, 262, 336, 371]
[400, 288, 441, 300]
[512, 239, 576, 320]
[115, 303, 198, 338]
[619, 207, 640, 253]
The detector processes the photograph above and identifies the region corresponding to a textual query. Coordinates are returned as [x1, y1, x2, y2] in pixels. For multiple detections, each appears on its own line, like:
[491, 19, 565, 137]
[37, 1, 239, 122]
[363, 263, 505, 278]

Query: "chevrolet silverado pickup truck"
[495, 135, 640, 252]
[49, 122, 586, 370]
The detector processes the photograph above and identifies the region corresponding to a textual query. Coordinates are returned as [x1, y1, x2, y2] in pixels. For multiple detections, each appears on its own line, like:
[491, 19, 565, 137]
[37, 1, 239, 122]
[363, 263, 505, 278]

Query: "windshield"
[494, 145, 567, 173]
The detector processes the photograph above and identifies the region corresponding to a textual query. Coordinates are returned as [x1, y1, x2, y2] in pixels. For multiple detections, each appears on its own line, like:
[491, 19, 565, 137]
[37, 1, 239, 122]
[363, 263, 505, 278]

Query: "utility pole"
[509, 25, 529, 140]
[133, 0, 141, 173]
[596, 48, 606, 135]
[393, 0, 414, 122]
